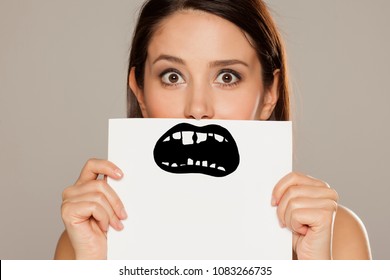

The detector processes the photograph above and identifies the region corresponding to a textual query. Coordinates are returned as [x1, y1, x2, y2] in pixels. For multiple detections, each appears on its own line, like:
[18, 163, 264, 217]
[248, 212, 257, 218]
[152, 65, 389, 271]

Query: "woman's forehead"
[147, 10, 258, 64]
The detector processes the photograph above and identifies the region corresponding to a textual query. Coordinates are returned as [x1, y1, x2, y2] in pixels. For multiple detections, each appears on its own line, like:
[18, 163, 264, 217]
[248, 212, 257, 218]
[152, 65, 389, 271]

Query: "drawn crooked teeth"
[217, 166, 226, 171]
[172, 132, 181, 140]
[214, 134, 224, 142]
[163, 160, 225, 171]
[196, 132, 207, 143]
[182, 131, 194, 145]
[168, 131, 226, 144]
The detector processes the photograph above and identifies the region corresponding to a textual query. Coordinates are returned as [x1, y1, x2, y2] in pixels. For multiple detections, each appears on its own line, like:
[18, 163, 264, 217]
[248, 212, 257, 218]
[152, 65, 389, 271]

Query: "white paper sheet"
[107, 119, 292, 259]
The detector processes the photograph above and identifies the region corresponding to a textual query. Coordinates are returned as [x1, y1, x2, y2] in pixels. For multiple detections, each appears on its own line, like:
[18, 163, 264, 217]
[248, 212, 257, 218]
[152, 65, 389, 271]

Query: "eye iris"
[168, 73, 179, 83]
[222, 74, 232, 83]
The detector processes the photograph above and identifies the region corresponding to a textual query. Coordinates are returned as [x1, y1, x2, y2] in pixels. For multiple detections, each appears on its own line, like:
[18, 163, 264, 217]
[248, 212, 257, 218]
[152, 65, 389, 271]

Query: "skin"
[55, 10, 371, 260]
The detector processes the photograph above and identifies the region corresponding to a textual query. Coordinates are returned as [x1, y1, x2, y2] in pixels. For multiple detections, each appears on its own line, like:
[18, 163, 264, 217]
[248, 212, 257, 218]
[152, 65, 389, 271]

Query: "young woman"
[55, 0, 371, 260]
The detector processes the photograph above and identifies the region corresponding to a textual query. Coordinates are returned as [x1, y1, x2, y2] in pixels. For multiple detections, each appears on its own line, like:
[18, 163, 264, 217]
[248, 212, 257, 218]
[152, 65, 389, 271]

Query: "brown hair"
[127, 0, 290, 121]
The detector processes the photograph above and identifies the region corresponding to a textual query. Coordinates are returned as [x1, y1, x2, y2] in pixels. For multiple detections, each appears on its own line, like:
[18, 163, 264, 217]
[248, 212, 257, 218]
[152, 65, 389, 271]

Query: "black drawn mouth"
[153, 123, 240, 177]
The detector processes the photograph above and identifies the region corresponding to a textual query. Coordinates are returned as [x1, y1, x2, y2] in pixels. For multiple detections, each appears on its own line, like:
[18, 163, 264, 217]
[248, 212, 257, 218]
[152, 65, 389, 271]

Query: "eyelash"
[158, 68, 242, 88]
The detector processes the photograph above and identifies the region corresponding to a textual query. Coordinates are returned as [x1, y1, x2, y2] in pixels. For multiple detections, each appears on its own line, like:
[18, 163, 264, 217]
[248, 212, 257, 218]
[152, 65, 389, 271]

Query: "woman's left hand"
[272, 172, 339, 260]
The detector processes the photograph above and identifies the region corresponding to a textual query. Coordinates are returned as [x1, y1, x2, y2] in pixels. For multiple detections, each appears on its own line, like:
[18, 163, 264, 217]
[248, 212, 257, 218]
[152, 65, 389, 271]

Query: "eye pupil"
[169, 73, 179, 83]
[222, 74, 232, 83]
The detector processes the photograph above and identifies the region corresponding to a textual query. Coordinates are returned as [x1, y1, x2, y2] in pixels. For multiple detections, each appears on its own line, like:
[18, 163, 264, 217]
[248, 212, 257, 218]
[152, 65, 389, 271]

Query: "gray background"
[0, 0, 388, 259]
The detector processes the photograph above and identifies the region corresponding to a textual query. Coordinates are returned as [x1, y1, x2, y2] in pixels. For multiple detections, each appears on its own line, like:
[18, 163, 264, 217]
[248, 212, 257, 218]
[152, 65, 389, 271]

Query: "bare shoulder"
[54, 230, 76, 260]
[332, 205, 372, 259]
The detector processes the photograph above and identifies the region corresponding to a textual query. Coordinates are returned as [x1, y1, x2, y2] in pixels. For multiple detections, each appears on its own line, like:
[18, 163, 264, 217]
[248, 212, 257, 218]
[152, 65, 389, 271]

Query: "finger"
[62, 201, 110, 233]
[276, 186, 339, 225]
[291, 208, 335, 260]
[63, 179, 127, 220]
[290, 207, 336, 236]
[64, 192, 124, 231]
[76, 159, 123, 185]
[282, 198, 338, 229]
[272, 172, 329, 206]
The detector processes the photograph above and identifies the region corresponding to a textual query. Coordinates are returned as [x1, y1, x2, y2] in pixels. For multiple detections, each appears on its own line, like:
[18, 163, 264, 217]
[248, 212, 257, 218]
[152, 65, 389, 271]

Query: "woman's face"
[130, 10, 279, 120]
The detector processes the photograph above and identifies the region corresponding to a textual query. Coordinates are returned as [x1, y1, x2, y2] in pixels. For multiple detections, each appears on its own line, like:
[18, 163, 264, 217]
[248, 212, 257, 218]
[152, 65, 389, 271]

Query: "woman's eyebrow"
[152, 55, 249, 68]
[209, 59, 249, 68]
[153, 54, 185, 65]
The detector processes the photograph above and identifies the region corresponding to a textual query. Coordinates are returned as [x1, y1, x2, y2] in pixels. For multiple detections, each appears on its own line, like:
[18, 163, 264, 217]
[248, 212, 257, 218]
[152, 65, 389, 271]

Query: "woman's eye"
[161, 71, 185, 85]
[215, 71, 240, 85]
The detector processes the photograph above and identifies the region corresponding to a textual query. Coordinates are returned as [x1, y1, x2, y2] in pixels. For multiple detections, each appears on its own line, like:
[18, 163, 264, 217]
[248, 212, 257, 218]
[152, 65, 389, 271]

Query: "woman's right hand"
[61, 159, 127, 259]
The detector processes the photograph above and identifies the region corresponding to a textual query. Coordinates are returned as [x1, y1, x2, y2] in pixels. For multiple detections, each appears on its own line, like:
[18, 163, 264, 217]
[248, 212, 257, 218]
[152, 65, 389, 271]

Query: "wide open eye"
[161, 70, 185, 86]
[215, 71, 240, 86]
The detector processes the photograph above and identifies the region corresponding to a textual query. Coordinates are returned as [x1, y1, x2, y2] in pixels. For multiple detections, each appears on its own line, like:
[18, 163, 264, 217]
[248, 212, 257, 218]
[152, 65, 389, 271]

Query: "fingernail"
[271, 197, 276, 206]
[114, 168, 123, 178]
[279, 220, 285, 228]
[121, 208, 128, 220]
[117, 220, 124, 230]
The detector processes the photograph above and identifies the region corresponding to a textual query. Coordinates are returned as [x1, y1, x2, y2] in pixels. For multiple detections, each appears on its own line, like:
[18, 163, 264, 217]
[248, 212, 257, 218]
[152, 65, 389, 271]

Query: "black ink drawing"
[153, 123, 240, 177]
